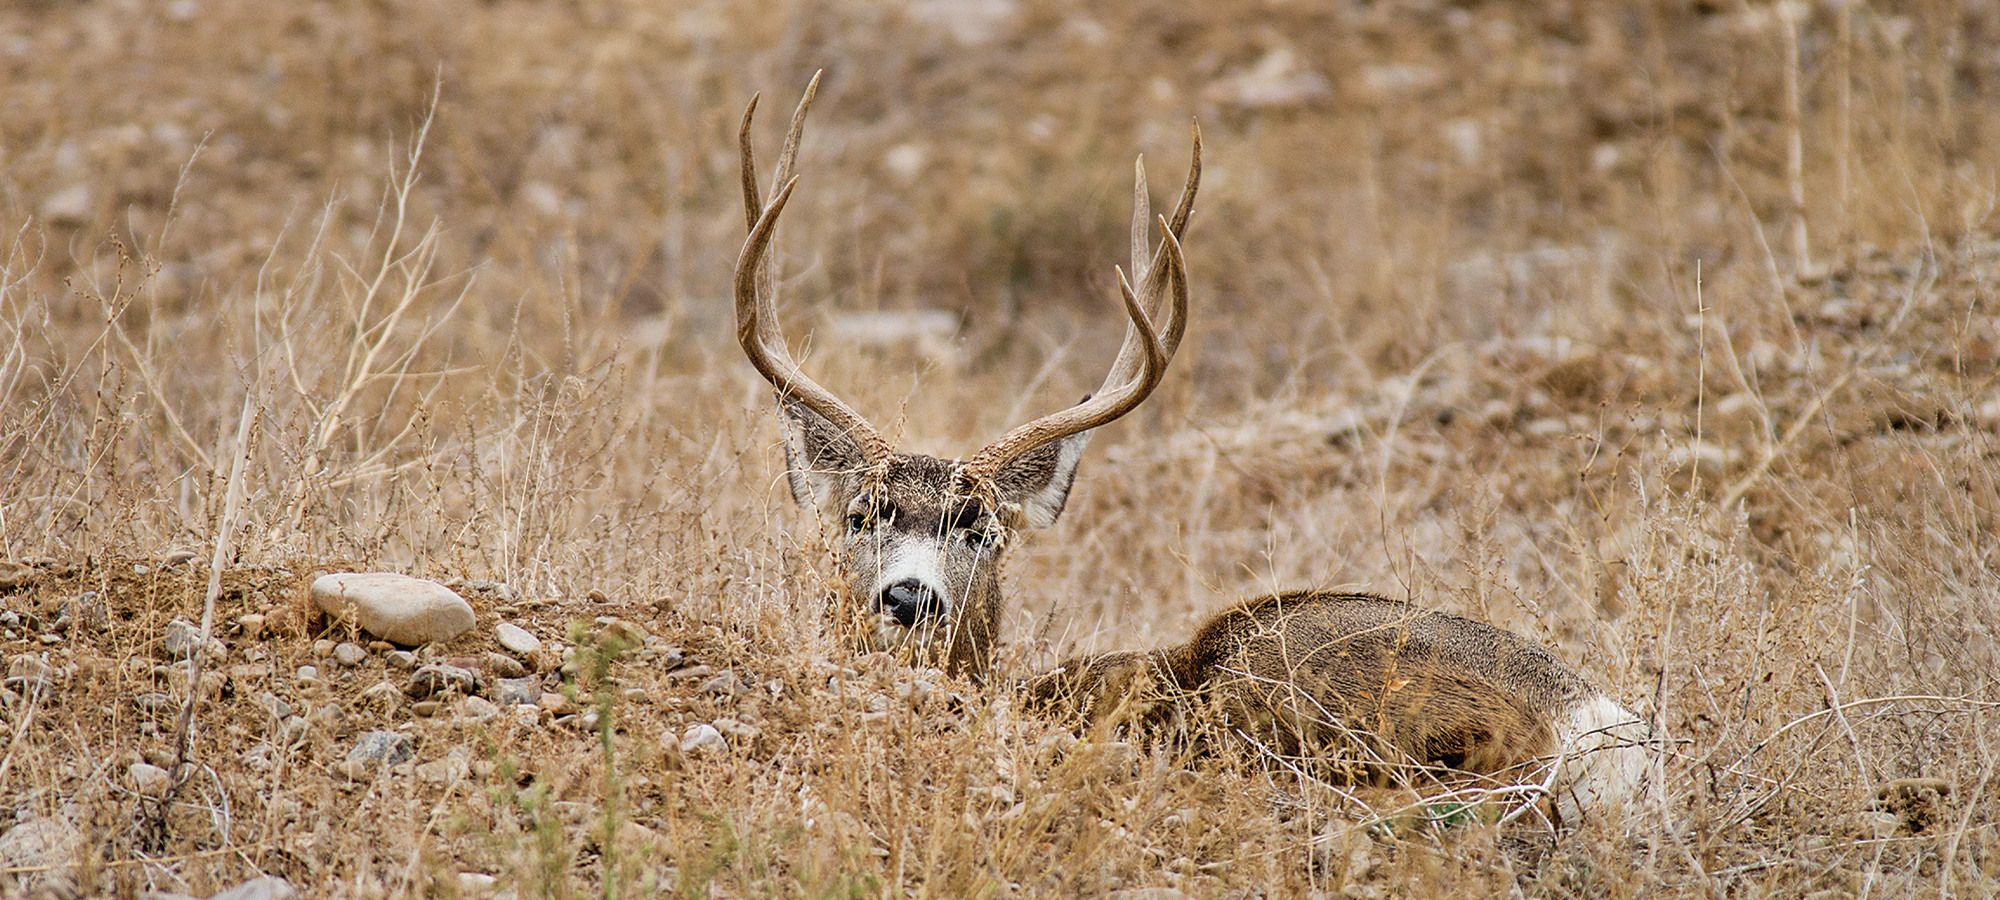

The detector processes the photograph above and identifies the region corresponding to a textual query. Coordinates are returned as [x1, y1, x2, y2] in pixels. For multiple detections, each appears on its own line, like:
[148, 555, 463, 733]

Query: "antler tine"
[735, 76, 892, 469]
[1098, 122, 1202, 405]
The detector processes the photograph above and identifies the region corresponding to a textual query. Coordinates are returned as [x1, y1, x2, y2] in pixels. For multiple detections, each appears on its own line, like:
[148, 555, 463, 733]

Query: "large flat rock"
[311, 573, 475, 646]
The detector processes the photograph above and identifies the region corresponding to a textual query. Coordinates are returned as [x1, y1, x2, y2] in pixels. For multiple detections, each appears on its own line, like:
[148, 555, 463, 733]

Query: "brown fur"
[1027, 591, 1593, 783]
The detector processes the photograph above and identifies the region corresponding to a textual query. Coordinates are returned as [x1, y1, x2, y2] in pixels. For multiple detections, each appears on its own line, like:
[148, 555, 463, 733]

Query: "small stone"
[347, 730, 414, 766]
[333, 643, 368, 667]
[359, 680, 403, 710]
[588, 617, 647, 649]
[228, 660, 274, 684]
[4, 656, 57, 695]
[698, 670, 741, 697]
[0, 815, 82, 894]
[209, 875, 299, 900]
[255, 692, 291, 720]
[129, 762, 172, 796]
[483, 651, 527, 679]
[311, 702, 351, 737]
[415, 750, 470, 784]
[412, 700, 442, 716]
[384, 650, 418, 670]
[511, 705, 540, 727]
[712, 717, 761, 744]
[311, 572, 476, 646]
[679, 723, 725, 755]
[134, 692, 177, 716]
[536, 692, 573, 715]
[367, 640, 395, 652]
[160, 619, 224, 662]
[495, 622, 541, 656]
[312, 639, 337, 658]
[406, 664, 482, 699]
[295, 665, 319, 685]
[0, 561, 42, 591]
[40, 183, 93, 225]
[460, 696, 501, 722]
[236, 614, 266, 638]
[495, 676, 542, 707]
[160, 549, 199, 567]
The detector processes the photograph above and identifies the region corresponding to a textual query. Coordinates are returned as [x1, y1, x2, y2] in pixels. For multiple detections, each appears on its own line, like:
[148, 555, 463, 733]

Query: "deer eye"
[846, 512, 870, 533]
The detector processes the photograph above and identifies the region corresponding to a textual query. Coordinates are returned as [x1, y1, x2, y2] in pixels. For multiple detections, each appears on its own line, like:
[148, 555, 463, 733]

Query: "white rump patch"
[1550, 694, 1655, 826]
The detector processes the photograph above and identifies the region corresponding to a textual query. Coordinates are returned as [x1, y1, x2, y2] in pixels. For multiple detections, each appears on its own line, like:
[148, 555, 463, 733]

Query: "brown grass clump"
[2, 0, 1998, 896]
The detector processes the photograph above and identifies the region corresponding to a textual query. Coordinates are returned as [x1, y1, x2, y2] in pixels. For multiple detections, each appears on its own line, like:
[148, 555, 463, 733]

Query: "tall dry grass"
[1, 0, 1997, 896]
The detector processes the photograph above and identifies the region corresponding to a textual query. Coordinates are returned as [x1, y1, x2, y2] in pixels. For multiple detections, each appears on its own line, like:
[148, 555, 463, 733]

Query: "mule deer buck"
[736, 77, 1650, 821]
[734, 73, 1196, 680]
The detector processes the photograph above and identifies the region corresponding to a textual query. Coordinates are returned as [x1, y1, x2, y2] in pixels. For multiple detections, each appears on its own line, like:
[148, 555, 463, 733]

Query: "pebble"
[384, 650, 418, 670]
[355, 683, 400, 715]
[236, 614, 266, 638]
[333, 643, 368, 667]
[406, 664, 482, 699]
[255, 692, 291, 720]
[495, 622, 541, 656]
[134, 692, 177, 716]
[210, 875, 299, 900]
[311, 572, 476, 646]
[347, 730, 414, 766]
[311, 702, 351, 737]
[589, 617, 648, 649]
[495, 676, 542, 707]
[412, 700, 442, 717]
[312, 639, 337, 658]
[4, 656, 57, 695]
[129, 762, 172, 796]
[679, 723, 725, 755]
[159, 619, 225, 663]
[698, 670, 741, 697]
[295, 665, 319, 685]
[415, 749, 470, 784]
[713, 717, 761, 744]
[483, 651, 527, 679]
[460, 696, 500, 722]
[0, 815, 82, 894]
[0, 561, 41, 591]
[536, 692, 573, 715]
[160, 549, 199, 567]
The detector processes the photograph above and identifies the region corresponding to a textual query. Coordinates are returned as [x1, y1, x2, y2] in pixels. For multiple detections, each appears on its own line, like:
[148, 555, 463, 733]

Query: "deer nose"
[878, 579, 943, 627]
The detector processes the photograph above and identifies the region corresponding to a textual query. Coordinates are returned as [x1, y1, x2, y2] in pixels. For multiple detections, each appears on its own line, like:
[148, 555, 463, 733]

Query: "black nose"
[878, 580, 943, 627]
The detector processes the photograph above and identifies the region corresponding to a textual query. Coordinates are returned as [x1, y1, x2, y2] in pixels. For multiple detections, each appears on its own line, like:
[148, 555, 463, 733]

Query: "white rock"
[459, 696, 500, 722]
[210, 875, 299, 900]
[680, 723, 725, 755]
[333, 642, 368, 666]
[129, 762, 172, 796]
[495, 622, 541, 656]
[0, 815, 82, 893]
[312, 573, 475, 646]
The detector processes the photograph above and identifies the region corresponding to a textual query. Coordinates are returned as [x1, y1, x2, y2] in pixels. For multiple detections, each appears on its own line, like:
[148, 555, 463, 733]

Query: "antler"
[735, 72, 894, 469]
[954, 123, 1202, 496]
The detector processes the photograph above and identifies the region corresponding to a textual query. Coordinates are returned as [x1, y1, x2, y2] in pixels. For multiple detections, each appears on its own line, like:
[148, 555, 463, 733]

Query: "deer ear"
[776, 397, 869, 510]
[993, 429, 1091, 529]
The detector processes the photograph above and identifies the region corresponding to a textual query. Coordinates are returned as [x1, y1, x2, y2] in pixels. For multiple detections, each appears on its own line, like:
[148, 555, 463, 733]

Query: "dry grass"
[2, 0, 1998, 896]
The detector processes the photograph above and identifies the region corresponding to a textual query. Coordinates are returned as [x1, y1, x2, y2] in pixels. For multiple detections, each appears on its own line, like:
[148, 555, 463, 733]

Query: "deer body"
[1026, 591, 1653, 822]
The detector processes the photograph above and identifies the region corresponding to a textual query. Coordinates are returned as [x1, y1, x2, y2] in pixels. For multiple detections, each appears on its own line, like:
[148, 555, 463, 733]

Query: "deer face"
[778, 401, 1088, 677]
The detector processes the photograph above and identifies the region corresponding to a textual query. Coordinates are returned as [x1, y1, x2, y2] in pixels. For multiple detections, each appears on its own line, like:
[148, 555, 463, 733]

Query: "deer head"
[735, 73, 1200, 679]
